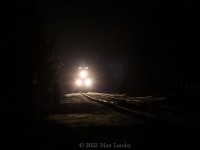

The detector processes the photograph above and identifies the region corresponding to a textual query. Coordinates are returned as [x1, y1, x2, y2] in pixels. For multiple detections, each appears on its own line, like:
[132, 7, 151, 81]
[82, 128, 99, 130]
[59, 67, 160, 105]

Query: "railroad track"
[91, 93, 199, 115]
[81, 93, 200, 127]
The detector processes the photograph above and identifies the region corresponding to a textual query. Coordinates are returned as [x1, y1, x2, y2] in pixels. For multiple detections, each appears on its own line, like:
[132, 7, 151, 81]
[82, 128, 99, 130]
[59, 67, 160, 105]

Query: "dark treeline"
[7, 1, 63, 124]
[30, 3, 63, 119]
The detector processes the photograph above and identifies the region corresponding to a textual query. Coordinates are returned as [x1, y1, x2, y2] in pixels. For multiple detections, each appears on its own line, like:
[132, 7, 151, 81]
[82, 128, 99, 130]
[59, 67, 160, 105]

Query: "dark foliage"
[32, 35, 63, 118]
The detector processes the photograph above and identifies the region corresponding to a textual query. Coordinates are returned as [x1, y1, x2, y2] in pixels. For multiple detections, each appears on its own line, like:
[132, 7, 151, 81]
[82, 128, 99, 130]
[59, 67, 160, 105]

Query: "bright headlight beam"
[84, 79, 92, 86]
[76, 79, 82, 86]
[79, 70, 87, 78]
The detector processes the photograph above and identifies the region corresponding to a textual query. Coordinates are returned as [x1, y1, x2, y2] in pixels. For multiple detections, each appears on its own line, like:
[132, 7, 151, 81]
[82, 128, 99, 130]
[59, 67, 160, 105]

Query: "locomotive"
[75, 67, 92, 92]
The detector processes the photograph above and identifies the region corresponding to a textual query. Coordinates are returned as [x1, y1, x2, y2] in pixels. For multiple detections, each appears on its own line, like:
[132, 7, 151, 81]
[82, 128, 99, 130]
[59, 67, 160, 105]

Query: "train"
[75, 67, 92, 92]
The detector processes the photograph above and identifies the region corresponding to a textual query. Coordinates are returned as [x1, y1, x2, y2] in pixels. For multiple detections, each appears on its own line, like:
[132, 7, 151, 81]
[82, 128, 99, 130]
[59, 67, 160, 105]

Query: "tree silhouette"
[32, 35, 63, 118]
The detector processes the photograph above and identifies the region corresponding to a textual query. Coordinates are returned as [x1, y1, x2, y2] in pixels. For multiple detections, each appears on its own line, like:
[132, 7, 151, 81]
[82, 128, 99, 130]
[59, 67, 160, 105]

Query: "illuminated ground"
[9, 93, 200, 149]
[48, 93, 143, 127]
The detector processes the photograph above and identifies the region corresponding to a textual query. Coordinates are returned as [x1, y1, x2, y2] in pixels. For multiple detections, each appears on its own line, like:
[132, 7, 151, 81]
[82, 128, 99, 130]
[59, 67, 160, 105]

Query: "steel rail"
[80, 93, 187, 126]
[92, 93, 200, 117]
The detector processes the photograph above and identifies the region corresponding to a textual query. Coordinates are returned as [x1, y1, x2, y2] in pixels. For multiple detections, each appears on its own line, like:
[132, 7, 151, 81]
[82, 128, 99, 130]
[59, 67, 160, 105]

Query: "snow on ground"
[88, 92, 169, 102]
[48, 93, 144, 127]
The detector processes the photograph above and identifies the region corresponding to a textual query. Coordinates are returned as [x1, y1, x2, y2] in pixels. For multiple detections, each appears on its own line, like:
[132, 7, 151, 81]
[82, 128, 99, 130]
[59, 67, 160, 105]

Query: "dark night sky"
[13, 0, 199, 96]
[33, 0, 199, 95]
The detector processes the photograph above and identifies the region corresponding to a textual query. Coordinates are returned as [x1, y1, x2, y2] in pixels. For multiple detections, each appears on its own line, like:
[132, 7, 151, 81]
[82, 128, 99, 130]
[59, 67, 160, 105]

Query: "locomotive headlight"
[76, 79, 82, 86]
[79, 70, 88, 78]
[84, 79, 92, 86]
